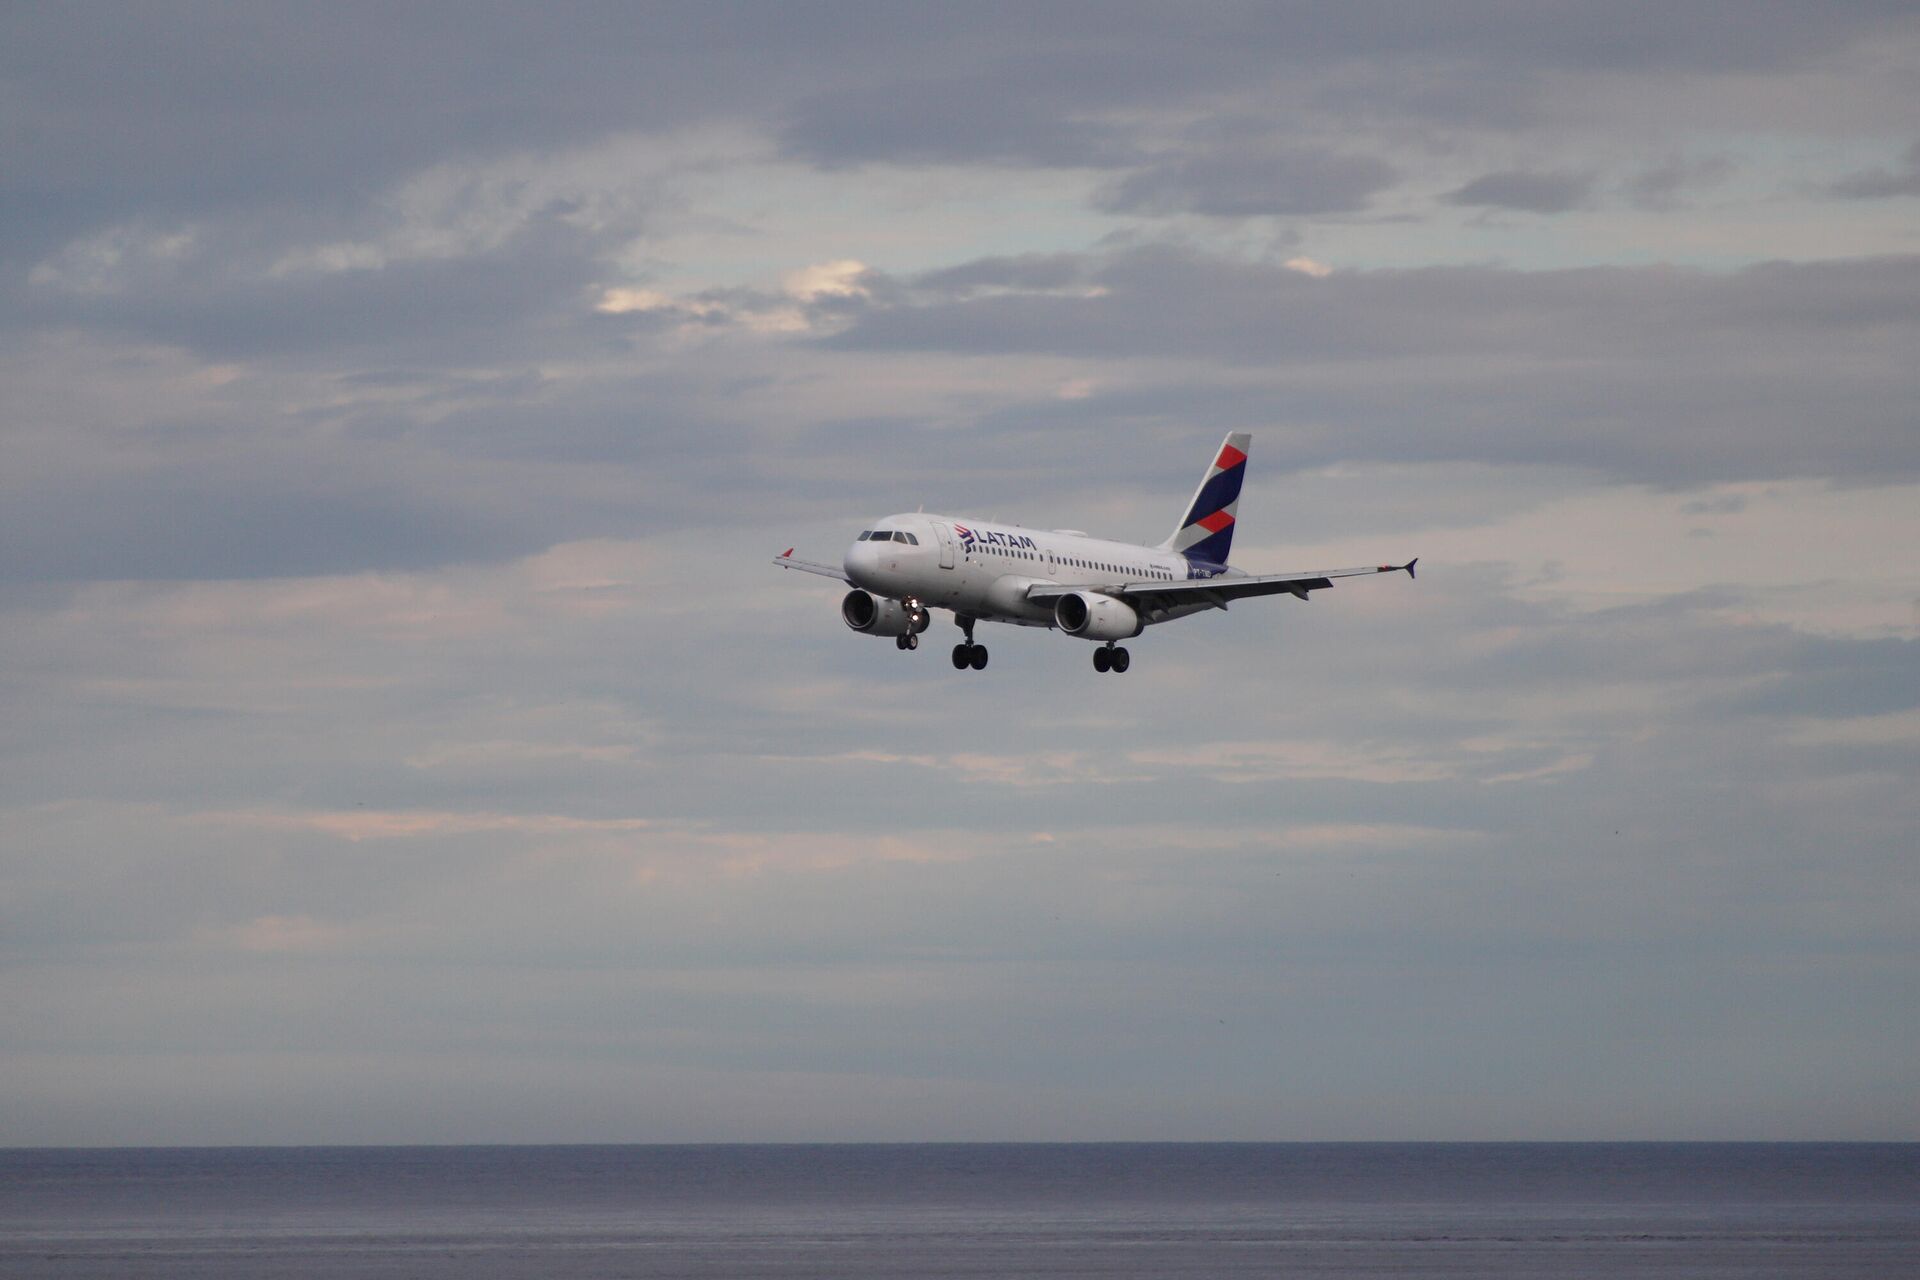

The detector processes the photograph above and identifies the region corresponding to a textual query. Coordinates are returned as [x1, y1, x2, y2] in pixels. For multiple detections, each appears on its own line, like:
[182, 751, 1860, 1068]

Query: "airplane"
[773, 431, 1415, 673]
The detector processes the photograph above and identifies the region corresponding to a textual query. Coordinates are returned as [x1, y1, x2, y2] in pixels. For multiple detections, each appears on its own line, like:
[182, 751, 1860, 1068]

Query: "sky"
[2, 2, 1917, 1145]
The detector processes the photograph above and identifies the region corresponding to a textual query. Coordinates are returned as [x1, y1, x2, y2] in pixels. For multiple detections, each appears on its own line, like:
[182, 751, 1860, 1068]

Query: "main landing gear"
[951, 616, 988, 670]
[1092, 643, 1131, 673]
[895, 633, 918, 650]
[952, 644, 988, 669]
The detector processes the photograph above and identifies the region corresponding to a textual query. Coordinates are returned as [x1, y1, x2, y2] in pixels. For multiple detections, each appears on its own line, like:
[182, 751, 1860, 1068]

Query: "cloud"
[6, 2, 1913, 263]
[24, 207, 613, 362]
[1625, 154, 1736, 209]
[782, 70, 1134, 170]
[1127, 739, 1461, 785]
[1444, 169, 1596, 213]
[784, 259, 873, 302]
[911, 253, 1093, 296]
[199, 914, 354, 954]
[826, 248, 1920, 485]
[195, 808, 659, 843]
[1825, 141, 1920, 199]
[1097, 146, 1398, 218]
[767, 747, 1131, 789]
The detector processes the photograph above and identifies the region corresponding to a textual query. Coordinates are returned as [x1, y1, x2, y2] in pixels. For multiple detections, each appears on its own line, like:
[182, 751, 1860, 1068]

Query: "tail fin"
[1160, 431, 1250, 566]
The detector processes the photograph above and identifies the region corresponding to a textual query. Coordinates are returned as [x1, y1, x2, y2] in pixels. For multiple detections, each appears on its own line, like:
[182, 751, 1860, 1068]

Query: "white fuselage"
[843, 513, 1233, 631]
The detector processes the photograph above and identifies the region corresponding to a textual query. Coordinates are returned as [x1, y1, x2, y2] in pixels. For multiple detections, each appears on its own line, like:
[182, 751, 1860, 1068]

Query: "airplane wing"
[1026, 559, 1416, 609]
[772, 549, 850, 583]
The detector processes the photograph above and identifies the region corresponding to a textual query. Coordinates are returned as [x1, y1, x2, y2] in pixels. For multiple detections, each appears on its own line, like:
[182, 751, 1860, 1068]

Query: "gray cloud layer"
[833, 250, 1920, 485]
[1445, 170, 1596, 213]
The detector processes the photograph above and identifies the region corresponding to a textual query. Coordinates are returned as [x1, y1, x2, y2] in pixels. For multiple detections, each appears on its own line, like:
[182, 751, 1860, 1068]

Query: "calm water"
[2, 1144, 1915, 1278]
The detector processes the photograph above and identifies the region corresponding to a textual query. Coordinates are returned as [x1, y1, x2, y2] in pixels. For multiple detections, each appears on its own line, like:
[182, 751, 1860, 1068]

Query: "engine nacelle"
[842, 589, 928, 637]
[1053, 591, 1142, 641]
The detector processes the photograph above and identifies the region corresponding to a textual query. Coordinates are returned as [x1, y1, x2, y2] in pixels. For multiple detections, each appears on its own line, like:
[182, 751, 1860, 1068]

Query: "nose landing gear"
[1093, 643, 1131, 673]
[894, 598, 930, 651]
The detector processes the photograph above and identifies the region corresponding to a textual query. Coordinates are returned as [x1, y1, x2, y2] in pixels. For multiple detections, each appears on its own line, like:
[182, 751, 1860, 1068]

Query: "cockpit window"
[856, 531, 873, 541]
[899, 532, 918, 545]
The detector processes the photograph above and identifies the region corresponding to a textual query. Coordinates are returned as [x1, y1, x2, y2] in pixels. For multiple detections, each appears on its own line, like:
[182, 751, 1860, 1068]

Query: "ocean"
[2, 1143, 1915, 1278]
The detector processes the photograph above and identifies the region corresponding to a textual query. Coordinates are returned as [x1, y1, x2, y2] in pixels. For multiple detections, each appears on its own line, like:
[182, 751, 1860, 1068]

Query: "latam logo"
[954, 524, 1036, 554]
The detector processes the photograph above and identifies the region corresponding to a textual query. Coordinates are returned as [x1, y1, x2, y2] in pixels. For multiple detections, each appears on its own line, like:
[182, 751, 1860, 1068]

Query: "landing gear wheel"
[897, 633, 918, 651]
[1092, 647, 1112, 673]
[952, 644, 970, 669]
[1111, 647, 1130, 673]
[969, 645, 988, 670]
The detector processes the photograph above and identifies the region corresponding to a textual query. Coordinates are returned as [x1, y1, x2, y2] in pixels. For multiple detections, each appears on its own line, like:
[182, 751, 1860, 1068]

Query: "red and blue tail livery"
[773, 430, 1415, 674]
[1164, 431, 1250, 567]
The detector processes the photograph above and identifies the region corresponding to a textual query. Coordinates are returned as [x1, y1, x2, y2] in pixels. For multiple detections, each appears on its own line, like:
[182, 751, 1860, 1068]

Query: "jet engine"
[1053, 591, 1142, 641]
[842, 589, 928, 637]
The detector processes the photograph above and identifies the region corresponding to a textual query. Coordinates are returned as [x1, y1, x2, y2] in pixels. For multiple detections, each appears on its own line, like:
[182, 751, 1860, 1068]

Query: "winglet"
[1404, 557, 1418, 580]
[780, 547, 794, 558]
[1378, 557, 1417, 579]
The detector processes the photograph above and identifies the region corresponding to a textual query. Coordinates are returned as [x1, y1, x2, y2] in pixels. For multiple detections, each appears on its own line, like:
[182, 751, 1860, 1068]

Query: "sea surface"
[2, 1143, 1915, 1278]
